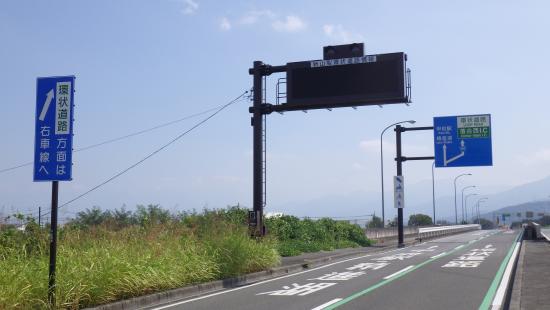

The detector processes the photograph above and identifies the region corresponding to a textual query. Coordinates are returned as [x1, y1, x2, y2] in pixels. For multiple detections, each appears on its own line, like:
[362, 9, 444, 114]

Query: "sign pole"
[48, 181, 59, 305]
[252, 61, 265, 237]
[395, 125, 404, 247]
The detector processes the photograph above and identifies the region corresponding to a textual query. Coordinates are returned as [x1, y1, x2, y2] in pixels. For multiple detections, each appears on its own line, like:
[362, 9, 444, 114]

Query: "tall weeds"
[0, 206, 368, 309]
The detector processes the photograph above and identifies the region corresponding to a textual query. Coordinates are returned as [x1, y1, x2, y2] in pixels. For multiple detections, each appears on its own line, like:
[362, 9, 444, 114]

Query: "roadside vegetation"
[0, 205, 370, 309]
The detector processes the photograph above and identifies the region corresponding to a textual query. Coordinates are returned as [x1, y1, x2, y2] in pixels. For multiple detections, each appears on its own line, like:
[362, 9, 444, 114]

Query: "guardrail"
[365, 224, 481, 241]
[417, 224, 481, 241]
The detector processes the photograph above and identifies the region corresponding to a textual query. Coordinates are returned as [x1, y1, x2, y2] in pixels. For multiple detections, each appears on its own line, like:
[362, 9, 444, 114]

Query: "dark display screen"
[285, 52, 407, 110]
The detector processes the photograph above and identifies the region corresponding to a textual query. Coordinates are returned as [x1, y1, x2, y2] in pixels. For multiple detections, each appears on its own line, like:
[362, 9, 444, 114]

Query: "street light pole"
[380, 120, 415, 227]
[461, 185, 476, 223]
[465, 193, 478, 223]
[431, 161, 436, 225]
[454, 173, 471, 224]
[477, 198, 488, 224]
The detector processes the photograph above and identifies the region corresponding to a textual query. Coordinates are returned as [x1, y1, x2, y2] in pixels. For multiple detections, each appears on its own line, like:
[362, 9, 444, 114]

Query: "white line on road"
[491, 240, 522, 309]
[149, 244, 426, 309]
[311, 298, 342, 310]
[148, 234, 479, 310]
[454, 245, 465, 250]
[383, 265, 415, 280]
[430, 252, 447, 259]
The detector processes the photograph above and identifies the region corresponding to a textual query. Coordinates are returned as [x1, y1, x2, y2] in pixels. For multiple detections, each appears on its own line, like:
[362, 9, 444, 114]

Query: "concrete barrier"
[417, 224, 481, 242]
[365, 224, 481, 242]
[524, 222, 543, 240]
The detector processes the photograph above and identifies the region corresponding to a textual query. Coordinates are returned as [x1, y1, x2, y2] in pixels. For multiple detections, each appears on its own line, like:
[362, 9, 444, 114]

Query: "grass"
[0, 206, 370, 309]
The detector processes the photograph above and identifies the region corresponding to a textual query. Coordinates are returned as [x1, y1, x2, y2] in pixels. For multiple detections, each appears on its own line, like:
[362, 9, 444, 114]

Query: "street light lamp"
[465, 193, 478, 223]
[454, 173, 472, 224]
[461, 185, 476, 223]
[380, 120, 416, 227]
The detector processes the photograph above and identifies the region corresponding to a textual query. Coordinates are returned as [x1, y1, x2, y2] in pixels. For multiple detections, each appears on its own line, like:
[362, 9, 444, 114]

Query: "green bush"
[266, 215, 370, 256]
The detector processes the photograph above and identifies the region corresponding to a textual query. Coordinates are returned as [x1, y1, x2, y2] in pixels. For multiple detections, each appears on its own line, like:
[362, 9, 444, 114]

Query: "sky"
[1, 0, 550, 222]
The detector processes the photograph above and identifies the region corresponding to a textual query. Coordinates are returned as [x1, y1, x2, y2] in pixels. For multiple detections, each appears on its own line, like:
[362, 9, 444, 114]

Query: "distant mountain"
[276, 175, 550, 225]
[479, 200, 550, 223]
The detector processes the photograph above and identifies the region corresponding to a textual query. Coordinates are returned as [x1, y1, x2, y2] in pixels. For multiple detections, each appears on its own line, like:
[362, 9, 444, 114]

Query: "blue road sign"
[433, 114, 492, 168]
[34, 76, 75, 181]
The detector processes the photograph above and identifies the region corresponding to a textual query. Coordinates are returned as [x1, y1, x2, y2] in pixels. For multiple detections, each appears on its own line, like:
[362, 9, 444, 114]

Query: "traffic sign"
[394, 176, 404, 208]
[433, 114, 492, 168]
[34, 76, 75, 181]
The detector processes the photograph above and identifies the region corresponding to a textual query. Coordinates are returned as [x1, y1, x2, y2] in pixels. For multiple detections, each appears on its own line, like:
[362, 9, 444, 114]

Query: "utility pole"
[394, 125, 434, 248]
[38, 206, 41, 227]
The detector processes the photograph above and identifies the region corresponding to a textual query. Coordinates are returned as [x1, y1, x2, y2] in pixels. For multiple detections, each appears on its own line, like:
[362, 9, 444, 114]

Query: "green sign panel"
[457, 115, 490, 139]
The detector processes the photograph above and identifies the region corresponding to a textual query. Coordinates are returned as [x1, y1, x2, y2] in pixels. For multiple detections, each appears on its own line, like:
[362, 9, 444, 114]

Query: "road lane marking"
[383, 265, 414, 280]
[149, 243, 421, 309]
[479, 231, 523, 310]
[311, 298, 342, 310]
[150, 232, 488, 310]
[430, 252, 446, 259]
[324, 231, 505, 310]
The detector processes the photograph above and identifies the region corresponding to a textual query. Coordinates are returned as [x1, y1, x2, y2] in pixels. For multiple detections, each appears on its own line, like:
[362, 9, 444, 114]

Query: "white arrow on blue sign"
[33, 76, 75, 182]
[394, 176, 404, 209]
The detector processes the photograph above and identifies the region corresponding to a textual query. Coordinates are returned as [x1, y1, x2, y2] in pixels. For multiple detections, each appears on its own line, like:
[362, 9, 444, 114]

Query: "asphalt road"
[148, 229, 520, 310]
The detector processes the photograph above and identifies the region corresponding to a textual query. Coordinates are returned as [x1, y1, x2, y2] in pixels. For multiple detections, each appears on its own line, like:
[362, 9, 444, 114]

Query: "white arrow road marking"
[38, 89, 54, 121]
[311, 298, 342, 310]
[383, 265, 415, 280]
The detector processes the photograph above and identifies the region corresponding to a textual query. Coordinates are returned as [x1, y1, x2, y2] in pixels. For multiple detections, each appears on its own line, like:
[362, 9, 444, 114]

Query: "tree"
[367, 215, 383, 228]
[408, 214, 433, 226]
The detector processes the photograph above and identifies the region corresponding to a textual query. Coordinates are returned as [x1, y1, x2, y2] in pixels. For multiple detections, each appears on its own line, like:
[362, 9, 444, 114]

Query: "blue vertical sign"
[34, 76, 75, 181]
[433, 114, 492, 168]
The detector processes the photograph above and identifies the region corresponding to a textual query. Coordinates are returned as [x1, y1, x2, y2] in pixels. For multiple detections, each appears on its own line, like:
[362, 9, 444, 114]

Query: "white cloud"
[272, 15, 306, 32]
[235, 10, 306, 33]
[220, 17, 231, 31]
[323, 24, 364, 43]
[352, 162, 366, 171]
[517, 147, 550, 166]
[181, 0, 199, 15]
[534, 148, 550, 161]
[239, 10, 276, 25]
[359, 139, 387, 153]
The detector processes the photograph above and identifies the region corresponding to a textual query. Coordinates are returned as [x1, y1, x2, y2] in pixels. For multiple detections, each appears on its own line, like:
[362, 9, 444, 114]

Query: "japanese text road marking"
[324, 231, 506, 310]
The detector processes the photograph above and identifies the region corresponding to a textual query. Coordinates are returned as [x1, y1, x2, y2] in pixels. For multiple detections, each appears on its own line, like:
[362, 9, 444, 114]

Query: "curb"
[509, 241, 526, 310]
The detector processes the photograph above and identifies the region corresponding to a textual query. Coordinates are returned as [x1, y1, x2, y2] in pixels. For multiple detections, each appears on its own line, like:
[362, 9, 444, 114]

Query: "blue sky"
[2, 0, 550, 221]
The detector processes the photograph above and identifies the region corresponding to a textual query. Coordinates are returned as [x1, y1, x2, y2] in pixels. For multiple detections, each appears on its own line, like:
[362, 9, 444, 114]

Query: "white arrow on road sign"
[38, 89, 54, 121]
[443, 140, 465, 166]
